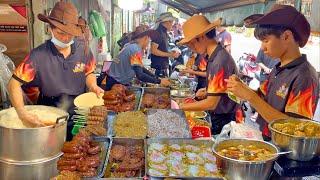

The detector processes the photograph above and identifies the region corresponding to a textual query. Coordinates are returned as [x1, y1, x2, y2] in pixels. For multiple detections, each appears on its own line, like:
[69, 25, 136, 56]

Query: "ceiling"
[159, 0, 266, 15]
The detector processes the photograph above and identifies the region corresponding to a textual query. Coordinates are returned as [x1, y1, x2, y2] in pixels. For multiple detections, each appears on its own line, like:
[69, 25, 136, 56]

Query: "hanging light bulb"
[118, 0, 143, 11]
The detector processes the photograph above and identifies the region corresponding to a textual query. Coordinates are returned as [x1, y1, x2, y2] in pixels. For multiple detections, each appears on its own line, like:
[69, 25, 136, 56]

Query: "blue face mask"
[51, 32, 74, 48]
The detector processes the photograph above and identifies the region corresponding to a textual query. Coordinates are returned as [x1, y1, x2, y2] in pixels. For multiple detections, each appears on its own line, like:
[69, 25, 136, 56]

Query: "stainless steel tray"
[83, 137, 111, 178]
[139, 87, 171, 110]
[146, 138, 223, 179]
[185, 111, 212, 128]
[108, 111, 148, 138]
[103, 138, 146, 179]
[146, 109, 191, 138]
[128, 86, 143, 111]
[170, 89, 195, 98]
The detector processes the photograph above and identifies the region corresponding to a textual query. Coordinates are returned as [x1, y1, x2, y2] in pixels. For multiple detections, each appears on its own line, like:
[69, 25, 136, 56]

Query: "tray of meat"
[89, 110, 116, 139]
[103, 84, 142, 112]
[104, 138, 146, 179]
[57, 129, 110, 178]
[146, 138, 223, 179]
[140, 87, 171, 110]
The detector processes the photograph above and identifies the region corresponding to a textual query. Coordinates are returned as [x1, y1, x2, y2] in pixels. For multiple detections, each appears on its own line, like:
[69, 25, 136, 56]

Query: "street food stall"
[0, 0, 319, 180]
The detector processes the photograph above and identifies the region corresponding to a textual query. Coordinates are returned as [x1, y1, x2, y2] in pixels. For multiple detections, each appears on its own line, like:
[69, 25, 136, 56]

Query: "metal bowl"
[170, 84, 190, 90]
[269, 118, 320, 161]
[145, 83, 161, 88]
[170, 89, 195, 98]
[185, 111, 208, 119]
[212, 139, 279, 180]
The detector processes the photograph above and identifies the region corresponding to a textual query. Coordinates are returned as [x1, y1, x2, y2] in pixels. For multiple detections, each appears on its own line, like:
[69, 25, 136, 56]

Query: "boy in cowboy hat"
[105, 25, 171, 90]
[150, 12, 180, 77]
[7, 1, 103, 127]
[178, 15, 238, 135]
[226, 4, 319, 140]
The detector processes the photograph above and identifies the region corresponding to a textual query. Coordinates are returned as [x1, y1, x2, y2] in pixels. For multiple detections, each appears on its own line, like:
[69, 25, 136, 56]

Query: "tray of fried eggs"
[146, 138, 223, 179]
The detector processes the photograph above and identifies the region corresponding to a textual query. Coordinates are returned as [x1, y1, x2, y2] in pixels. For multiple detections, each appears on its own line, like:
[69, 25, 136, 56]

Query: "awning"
[160, 0, 320, 32]
[159, 0, 265, 16]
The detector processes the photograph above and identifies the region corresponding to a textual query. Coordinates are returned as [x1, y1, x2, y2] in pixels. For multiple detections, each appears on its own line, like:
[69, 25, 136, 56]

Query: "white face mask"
[51, 32, 74, 48]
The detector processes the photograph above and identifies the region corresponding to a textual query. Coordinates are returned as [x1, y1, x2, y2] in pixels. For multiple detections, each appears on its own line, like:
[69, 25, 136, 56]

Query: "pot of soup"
[269, 118, 320, 161]
[213, 139, 279, 180]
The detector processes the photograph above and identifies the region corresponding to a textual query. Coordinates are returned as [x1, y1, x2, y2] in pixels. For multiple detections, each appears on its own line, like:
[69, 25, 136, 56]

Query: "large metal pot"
[0, 105, 68, 162]
[213, 139, 279, 180]
[0, 153, 61, 180]
[269, 118, 320, 161]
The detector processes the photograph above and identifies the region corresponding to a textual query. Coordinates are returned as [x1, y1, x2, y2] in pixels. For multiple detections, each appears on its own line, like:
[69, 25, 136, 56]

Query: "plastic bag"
[215, 121, 263, 143]
[0, 44, 15, 107]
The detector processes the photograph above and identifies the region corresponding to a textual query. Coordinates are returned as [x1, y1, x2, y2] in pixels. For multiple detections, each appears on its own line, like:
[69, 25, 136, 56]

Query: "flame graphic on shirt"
[198, 57, 207, 71]
[85, 58, 96, 75]
[207, 69, 226, 94]
[14, 54, 35, 82]
[285, 85, 316, 119]
[130, 52, 143, 66]
[260, 79, 269, 96]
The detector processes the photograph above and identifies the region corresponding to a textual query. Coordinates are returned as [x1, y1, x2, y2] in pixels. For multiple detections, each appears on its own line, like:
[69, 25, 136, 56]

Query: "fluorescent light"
[118, 0, 143, 11]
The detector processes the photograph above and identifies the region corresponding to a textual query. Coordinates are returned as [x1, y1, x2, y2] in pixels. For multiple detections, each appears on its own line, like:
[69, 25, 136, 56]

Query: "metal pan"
[146, 109, 191, 138]
[170, 89, 195, 98]
[139, 87, 171, 110]
[185, 111, 212, 128]
[146, 138, 223, 179]
[127, 87, 143, 111]
[103, 138, 146, 179]
[83, 137, 111, 178]
[109, 111, 148, 138]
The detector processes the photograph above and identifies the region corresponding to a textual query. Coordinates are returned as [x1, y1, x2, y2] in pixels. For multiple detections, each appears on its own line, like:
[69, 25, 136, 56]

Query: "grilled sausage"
[78, 170, 97, 177]
[61, 142, 81, 153]
[57, 165, 77, 171]
[57, 158, 77, 166]
[63, 152, 84, 159]
[124, 94, 135, 102]
[88, 145, 101, 155]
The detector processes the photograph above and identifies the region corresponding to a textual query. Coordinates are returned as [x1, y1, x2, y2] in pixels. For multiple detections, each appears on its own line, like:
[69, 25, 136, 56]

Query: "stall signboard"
[0, 24, 27, 32]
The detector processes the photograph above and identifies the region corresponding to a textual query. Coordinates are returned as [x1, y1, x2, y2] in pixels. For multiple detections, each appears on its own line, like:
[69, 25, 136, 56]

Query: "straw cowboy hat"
[38, 1, 82, 36]
[245, 4, 310, 47]
[131, 25, 158, 41]
[178, 15, 221, 45]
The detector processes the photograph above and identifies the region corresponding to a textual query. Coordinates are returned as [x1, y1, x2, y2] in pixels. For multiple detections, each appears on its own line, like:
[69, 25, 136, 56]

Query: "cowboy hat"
[154, 12, 176, 29]
[38, 1, 82, 36]
[131, 25, 159, 41]
[243, 14, 263, 27]
[178, 15, 221, 45]
[245, 4, 310, 47]
[156, 12, 176, 23]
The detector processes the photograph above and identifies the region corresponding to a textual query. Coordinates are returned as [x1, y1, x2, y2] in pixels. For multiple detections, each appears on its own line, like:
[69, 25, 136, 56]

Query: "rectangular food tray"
[128, 86, 143, 111]
[103, 138, 146, 179]
[108, 111, 148, 138]
[146, 109, 191, 138]
[139, 87, 171, 110]
[146, 138, 223, 179]
[83, 137, 111, 178]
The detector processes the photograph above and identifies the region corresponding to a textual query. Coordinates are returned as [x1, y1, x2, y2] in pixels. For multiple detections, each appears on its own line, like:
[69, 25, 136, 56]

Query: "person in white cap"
[150, 12, 180, 77]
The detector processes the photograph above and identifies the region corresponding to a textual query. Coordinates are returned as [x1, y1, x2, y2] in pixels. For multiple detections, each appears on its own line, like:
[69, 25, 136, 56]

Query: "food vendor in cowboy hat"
[226, 4, 319, 140]
[178, 15, 239, 135]
[7, 1, 104, 127]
